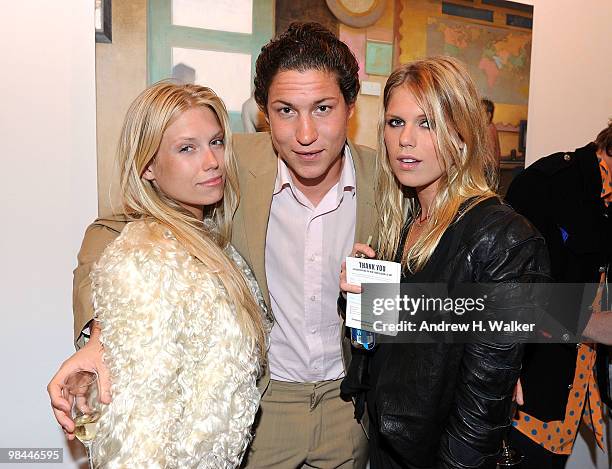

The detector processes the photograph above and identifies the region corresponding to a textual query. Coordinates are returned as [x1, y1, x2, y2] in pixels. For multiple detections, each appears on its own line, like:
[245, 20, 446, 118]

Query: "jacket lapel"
[240, 144, 277, 308]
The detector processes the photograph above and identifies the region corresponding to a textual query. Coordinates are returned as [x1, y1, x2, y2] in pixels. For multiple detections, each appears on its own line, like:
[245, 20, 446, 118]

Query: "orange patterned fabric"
[513, 343, 605, 454]
[599, 154, 612, 206]
[513, 271, 608, 454]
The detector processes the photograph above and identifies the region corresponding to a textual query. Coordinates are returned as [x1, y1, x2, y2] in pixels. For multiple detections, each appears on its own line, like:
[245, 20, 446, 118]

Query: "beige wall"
[524, 0, 611, 166]
[96, 0, 147, 216]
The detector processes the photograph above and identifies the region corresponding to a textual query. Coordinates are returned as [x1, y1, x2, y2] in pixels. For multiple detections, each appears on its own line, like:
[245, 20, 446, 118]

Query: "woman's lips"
[396, 156, 421, 170]
[198, 175, 223, 186]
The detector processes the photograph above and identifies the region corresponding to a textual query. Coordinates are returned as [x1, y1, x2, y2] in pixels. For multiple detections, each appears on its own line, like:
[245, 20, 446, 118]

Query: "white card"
[345, 257, 401, 333]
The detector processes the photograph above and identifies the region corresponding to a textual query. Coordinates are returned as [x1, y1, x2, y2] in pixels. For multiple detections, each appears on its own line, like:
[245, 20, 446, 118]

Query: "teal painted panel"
[148, 0, 173, 84]
[166, 28, 254, 53]
[229, 111, 244, 133]
[249, 0, 274, 80]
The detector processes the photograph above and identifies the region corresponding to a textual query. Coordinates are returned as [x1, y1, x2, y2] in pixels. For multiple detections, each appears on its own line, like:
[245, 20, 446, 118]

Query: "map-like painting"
[426, 17, 531, 105]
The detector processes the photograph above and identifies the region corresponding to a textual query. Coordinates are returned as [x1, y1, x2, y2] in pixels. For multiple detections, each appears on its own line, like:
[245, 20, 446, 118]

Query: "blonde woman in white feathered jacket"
[49, 82, 271, 468]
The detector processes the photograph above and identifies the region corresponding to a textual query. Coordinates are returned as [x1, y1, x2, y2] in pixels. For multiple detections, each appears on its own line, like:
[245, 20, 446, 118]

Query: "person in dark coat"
[505, 121, 612, 468]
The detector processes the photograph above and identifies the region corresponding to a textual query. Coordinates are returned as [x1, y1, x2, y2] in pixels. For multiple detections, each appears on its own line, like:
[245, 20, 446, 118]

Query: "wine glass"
[496, 402, 523, 468]
[63, 371, 102, 469]
[497, 437, 523, 468]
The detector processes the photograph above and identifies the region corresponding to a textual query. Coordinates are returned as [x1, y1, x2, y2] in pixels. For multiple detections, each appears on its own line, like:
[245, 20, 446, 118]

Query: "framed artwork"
[95, 0, 112, 43]
[325, 0, 386, 28]
[365, 40, 392, 75]
[426, 17, 531, 105]
[276, 0, 338, 37]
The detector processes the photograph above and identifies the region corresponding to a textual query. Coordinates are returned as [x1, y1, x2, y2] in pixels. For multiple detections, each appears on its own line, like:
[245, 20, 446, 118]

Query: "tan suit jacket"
[72, 132, 378, 390]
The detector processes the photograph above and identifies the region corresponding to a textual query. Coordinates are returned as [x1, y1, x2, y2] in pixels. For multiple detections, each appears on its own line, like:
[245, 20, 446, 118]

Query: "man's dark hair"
[254, 22, 360, 112]
[594, 120, 612, 157]
[481, 98, 494, 122]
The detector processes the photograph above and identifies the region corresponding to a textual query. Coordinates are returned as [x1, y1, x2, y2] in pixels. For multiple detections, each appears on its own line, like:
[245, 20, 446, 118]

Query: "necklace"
[415, 207, 430, 225]
[405, 217, 424, 253]
[415, 214, 429, 225]
[404, 209, 430, 254]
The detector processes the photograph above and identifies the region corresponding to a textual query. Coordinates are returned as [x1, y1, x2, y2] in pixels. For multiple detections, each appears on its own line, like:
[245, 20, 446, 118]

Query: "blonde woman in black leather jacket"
[341, 57, 550, 469]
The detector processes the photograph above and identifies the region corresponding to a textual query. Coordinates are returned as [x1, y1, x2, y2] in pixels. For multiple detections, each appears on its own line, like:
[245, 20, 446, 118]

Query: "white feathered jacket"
[90, 220, 270, 468]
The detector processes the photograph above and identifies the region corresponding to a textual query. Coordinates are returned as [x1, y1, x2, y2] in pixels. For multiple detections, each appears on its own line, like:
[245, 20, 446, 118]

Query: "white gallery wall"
[0, 1, 98, 467]
[525, 0, 612, 165]
[0, 1, 610, 468]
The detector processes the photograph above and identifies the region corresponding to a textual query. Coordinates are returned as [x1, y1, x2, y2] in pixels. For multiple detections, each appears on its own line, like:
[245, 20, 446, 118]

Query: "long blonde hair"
[116, 81, 266, 357]
[376, 56, 497, 271]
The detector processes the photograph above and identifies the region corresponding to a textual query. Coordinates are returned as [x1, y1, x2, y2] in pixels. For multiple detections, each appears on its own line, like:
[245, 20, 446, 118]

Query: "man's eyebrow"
[314, 97, 338, 104]
[269, 97, 339, 106]
[269, 99, 294, 106]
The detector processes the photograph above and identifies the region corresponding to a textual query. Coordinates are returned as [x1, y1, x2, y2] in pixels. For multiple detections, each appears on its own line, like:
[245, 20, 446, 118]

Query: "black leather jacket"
[342, 197, 551, 469]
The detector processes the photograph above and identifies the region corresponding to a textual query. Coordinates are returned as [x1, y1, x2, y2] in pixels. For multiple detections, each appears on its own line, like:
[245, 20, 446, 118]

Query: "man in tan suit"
[50, 22, 376, 468]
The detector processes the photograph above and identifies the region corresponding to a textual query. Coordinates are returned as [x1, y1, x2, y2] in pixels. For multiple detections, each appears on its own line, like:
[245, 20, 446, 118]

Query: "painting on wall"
[325, 0, 387, 28]
[274, 0, 395, 85]
[365, 40, 393, 75]
[426, 17, 531, 106]
[397, 0, 534, 175]
[275, 0, 338, 36]
[95, 0, 112, 43]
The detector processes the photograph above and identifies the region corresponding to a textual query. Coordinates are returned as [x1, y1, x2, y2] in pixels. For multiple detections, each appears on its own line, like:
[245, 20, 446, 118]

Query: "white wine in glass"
[63, 370, 102, 469]
[74, 410, 101, 443]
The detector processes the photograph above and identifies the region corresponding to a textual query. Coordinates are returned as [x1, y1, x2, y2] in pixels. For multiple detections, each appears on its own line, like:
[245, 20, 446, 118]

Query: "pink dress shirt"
[265, 146, 357, 382]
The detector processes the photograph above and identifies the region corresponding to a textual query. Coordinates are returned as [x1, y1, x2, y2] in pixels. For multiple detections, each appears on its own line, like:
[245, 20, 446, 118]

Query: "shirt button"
[310, 255, 316, 262]
[568, 384, 573, 390]
[311, 328, 317, 334]
[311, 295, 316, 301]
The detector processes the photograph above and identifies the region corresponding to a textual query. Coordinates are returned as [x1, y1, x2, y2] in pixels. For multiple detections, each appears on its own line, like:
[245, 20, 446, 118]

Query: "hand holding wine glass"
[63, 370, 103, 469]
[47, 321, 111, 439]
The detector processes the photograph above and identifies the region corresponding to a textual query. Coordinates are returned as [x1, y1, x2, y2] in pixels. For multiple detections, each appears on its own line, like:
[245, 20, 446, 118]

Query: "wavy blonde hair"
[376, 56, 497, 271]
[116, 81, 267, 357]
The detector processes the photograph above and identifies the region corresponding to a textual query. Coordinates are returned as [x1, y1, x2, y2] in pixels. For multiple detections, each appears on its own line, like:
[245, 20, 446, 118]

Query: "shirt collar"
[338, 144, 357, 197]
